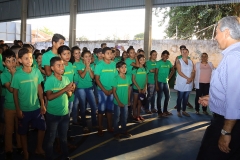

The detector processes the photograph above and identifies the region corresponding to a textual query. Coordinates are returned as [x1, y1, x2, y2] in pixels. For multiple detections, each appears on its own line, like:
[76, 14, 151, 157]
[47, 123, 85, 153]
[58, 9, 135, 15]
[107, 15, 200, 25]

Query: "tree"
[77, 36, 88, 41]
[134, 33, 144, 40]
[157, 3, 240, 39]
[39, 27, 53, 36]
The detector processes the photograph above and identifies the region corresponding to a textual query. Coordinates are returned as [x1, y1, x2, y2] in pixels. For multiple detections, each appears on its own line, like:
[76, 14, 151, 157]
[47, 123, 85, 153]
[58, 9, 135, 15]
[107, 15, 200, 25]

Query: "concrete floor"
[0, 90, 212, 160]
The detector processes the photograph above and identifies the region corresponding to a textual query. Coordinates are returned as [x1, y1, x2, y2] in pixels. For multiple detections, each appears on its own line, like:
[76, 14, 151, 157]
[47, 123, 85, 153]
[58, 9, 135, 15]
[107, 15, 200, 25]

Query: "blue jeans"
[98, 90, 114, 114]
[145, 84, 156, 110]
[157, 82, 170, 113]
[68, 101, 73, 116]
[177, 91, 190, 112]
[45, 112, 69, 160]
[114, 104, 128, 134]
[74, 87, 97, 127]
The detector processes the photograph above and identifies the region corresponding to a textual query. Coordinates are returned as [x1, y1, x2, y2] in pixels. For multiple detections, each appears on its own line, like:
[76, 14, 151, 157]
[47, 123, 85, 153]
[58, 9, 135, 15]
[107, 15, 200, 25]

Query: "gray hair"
[219, 16, 240, 40]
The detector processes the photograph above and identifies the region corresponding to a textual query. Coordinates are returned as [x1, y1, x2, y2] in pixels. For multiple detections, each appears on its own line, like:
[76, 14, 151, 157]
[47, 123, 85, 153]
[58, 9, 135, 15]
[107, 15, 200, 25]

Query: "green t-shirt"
[146, 60, 157, 84]
[11, 68, 43, 111]
[132, 67, 148, 90]
[32, 59, 38, 68]
[94, 59, 103, 65]
[76, 62, 94, 89]
[125, 58, 135, 76]
[112, 75, 132, 105]
[93, 54, 97, 61]
[94, 61, 118, 90]
[0, 54, 4, 72]
[42, 50, 58, 67]
[73, 61, 82, 83]
[114, 57, 121, 63]
[156, 60, 173, 83]
[44, 75, 70, 116]
[63, 62, 74, 102]
[1, 69, 15, 110]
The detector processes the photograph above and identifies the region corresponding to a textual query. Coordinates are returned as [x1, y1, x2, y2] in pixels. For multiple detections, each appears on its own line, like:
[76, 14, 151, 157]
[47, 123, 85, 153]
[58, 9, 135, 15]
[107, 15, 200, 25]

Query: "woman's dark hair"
[57, 45, 70, 55]
[150, 50, 157, 56]
[133, 54, 146, 71]
[161, 50, 170, 56]
[33, 49, 40, 56]
[35, 52, 43, 59]
[137, 49, 144, 53]
[70, 46, 81, 63]
[81, 50, 91, 57]
[82, 47, 88, 52]
[202, 52, 208, 56]
[116, 61, 126, 69]
[121, 51, 127, 61]
[127, 46, 134, 53]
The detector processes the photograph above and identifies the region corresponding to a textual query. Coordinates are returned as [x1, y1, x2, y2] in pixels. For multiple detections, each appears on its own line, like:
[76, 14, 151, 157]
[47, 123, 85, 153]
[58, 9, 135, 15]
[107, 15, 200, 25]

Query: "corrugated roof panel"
[0, 0, 20, 21]
[28, 0, 69, 18]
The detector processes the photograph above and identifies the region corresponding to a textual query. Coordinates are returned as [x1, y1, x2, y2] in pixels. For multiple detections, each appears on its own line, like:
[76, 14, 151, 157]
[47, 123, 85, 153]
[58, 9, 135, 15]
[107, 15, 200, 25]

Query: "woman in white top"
[194, 53, 214, 115]
[174, 49, 194, 117]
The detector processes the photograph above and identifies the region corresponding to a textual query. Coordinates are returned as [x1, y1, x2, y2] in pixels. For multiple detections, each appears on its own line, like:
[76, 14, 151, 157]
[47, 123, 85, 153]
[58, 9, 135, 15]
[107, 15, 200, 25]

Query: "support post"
[69, 0, 77, 48]
[21, 0, 28, 42]
[144, 0, 153, 59]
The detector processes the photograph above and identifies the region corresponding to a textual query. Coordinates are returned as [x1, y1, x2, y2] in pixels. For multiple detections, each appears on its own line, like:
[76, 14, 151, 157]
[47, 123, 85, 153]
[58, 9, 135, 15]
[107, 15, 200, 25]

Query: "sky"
[15, 8, 169, 40]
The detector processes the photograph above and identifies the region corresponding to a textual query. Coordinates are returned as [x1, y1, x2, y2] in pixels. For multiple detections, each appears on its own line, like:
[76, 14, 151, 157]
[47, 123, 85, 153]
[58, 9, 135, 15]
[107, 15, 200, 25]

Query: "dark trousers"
[157, 82, 170, 113]
[195, 83, 210, 112]
[197, 114, 240, 160]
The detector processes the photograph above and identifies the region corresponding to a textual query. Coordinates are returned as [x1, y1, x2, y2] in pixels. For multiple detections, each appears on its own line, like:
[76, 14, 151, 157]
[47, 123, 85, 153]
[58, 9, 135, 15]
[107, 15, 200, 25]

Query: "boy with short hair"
[11, 48, 46, 160]
[94, 48, 103, 65]
[112, 61, 132, 140]
[42, 33, 65, 76]
[44, 57, 75, 160]
[1, 49, 22, 159]
[95, 47, 118, 136]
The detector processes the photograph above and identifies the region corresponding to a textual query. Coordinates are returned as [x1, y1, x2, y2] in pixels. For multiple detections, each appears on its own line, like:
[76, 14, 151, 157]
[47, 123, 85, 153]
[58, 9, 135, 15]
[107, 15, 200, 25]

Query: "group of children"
[0, 34, 176, 160]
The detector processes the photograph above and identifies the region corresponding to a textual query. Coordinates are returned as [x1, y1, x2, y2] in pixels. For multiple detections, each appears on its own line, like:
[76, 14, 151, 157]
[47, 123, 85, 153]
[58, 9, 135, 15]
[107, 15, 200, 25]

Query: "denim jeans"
[145, 84, 156, 110]
[157, 82, 170, 113]
[177, 91, 190, 112]
[98, 90, 114, 114]
[114, 104, 128, 134]
[68, 101, 73, 116]
[45, 112, 69, 160]
[74, 87, 97, 127]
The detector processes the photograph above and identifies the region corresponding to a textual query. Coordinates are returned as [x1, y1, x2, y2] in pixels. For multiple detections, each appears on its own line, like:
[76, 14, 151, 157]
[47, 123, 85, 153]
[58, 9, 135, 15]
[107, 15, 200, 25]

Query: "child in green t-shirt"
[95, 47, 118, 136]
[132, 54, 148, 123]
[44, 56, 75, 160]
[94, 48, 103, 65]
[112, 61, 132, 140]
[42, 34, 65, 76]
[155, 50, 174, 117]
[58, 45, 75, 115]
[145, 50, 158, 114]
[1, 49, 22, 158]
[73, 50, 97, 132]
[11, 48, 46, 160]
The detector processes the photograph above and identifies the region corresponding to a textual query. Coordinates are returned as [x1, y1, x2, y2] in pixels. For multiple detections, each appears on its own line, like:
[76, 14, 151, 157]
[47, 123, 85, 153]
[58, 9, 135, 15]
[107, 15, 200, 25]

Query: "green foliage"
[134, 33, 144, 40]
[39, 27, 53, 36]
[158, 4, 240, 39]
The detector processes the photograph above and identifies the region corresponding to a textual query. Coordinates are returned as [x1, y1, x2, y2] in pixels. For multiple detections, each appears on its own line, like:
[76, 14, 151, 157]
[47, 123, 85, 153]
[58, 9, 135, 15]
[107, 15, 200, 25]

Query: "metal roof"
[0, 0, 239, 22]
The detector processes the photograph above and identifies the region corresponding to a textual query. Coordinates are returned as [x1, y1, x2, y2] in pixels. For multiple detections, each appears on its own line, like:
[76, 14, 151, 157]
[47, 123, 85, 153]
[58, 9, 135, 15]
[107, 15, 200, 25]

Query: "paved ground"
[0, 90, 212, 160]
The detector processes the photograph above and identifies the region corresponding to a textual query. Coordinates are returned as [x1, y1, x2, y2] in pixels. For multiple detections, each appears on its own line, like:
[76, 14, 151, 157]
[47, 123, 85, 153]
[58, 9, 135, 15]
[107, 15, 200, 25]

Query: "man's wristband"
[221, 129, 231, 135]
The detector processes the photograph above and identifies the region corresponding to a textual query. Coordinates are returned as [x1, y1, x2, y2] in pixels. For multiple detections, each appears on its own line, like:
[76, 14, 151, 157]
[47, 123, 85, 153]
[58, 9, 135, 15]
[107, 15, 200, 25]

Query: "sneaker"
[182, 111, 190, 117]
[114, 134, 121, 141]
[151, 109, 158, 113]
[122, 132, 132, 138]
[5, 152, 13, 160]
[177, 112, 182, 117]
[139, 116, 145, 122]
[203, 111, 209, 115]
[65, 157, 73, 160]
[145, 110, 152, 114]
[133, 117, 142, 123]
[187, 102, 193, 109]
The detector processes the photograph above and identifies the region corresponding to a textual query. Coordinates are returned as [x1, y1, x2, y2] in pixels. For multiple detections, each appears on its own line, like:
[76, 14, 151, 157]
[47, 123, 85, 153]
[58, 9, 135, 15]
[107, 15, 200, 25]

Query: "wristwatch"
[221, 129, 231, 135]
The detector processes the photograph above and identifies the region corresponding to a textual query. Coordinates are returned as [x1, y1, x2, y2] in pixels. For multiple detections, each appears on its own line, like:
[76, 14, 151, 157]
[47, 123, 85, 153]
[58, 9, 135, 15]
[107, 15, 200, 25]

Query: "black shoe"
[5, 152, 13, 160]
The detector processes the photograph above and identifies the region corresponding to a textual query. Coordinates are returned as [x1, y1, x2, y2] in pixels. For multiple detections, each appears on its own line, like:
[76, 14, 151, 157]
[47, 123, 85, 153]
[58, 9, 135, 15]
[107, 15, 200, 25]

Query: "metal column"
[21, 0, 28, 42]
[144, 0, 153, 59]
[69, 0, 77, 48]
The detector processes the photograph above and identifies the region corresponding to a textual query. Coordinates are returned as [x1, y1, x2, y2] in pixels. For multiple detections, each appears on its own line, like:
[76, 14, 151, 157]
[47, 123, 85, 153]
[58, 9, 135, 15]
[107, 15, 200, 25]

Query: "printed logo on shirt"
[117, 84, 129, 87]
[64, 71, 74, 75]
[20, 78, 38, 83]
[102, 69, 115, 72]
[161, 65, 170, 68]
[137, 71, 147, 74]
